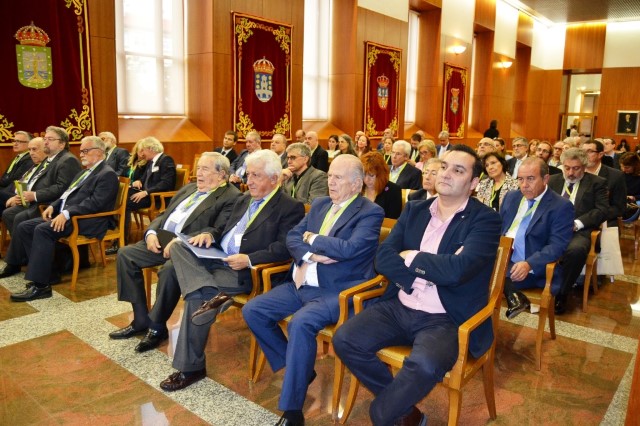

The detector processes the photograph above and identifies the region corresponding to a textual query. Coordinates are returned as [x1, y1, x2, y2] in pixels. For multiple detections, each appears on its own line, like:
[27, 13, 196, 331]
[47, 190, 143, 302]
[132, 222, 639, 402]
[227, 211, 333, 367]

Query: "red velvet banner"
[364, 42, 401, 138]
[0, 0, 94, 142]
[442, 63, 467, 139]
[232, 13, 292, 140]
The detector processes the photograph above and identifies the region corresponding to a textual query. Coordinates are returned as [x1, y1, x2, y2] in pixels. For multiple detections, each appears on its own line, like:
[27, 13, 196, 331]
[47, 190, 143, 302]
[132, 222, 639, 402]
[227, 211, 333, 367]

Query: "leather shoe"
[505, 291, 531, 320]
[554, 295, 567, 315]
[10, 284, 52, 302]
[0, 264, 21, 279]
[105, 245, 119, 256]
[191, 292, 233, 326]
[275, 415, 304, 426]
[394, 406, 426, 426]
[159, 369, 206, 391]
[109, 323, 147, 340]
[135, 328, 168, 353]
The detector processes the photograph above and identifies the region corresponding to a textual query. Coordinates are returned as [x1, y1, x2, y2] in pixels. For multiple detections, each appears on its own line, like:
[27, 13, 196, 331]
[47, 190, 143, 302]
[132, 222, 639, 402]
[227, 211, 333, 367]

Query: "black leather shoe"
[395, 406, 426, 426]
[105, 245, 119, 256]
[159, 369, 206, 391]
[109, 323, 147, 340]
[191, 292, 233, 326]
[554, 295, 567, 315]
[10, 284, 52, 302]
[505, 291, 531, 320]
[275, 411, 304, 426]
[0, 264, 21, 279]
[135, 328, 169, 353]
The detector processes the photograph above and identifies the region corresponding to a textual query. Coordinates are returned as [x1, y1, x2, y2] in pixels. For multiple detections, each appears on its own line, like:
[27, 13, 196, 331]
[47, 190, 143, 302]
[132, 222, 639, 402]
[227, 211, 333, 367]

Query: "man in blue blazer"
[334, 145, 501, 426]
[7, 136, 119, 301]
[499, 158, 574, 319]
[243, 154, 384, 426]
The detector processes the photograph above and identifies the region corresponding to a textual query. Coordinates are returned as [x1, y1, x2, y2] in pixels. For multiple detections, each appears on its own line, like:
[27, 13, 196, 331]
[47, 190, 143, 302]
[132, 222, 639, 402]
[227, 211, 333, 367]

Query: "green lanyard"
[7, 152, 27, 173]
[563, 182, 578, 201]
[246, 186, 279, 229]
[389, 163, 407, 183]
[319, 194, 358, 235]
[69, 169, 91, 189]
[507, 197, 539, 234]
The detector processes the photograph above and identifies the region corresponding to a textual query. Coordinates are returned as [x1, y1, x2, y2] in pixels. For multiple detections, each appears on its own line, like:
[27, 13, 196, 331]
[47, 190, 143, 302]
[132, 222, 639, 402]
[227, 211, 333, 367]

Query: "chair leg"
[248, 335, 258, 381]
[69, 245, 80, 291]
[331, 357, 346, 419]
[252, 350, 267, 383]
[548, 295, 556, 339]
[447, 387, 463, 426]
[96, 242, 107, 267]
[339, 375, 360, 425]
[535, 303, 547, 371]
[583, 258, 596, 313]
[482, 362, 497, 419]
[143, 268, 153, 310]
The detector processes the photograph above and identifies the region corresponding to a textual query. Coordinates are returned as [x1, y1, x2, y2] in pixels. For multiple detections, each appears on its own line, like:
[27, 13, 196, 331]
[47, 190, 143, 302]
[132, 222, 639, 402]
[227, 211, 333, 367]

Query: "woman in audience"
[127, 139, 148, 183]
[379, 136, 394, 165]
[355, 134, 372, 157]
[414, 139, 437, 170]
[327, 134, 340, 159]
[360, 151, 402, 219]
[528, 138, 539, 156]
[409, 158, 441, 201]
[618, 139, 631, 153]
[620, 152, 640, 202]
[337, 134, 357, 157]
[475, 152, 519, 211]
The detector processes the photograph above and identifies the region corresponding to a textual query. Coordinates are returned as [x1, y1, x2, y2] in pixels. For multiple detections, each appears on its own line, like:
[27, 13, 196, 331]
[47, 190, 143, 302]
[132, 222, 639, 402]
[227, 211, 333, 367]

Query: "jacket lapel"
[328, 196, 363, 237]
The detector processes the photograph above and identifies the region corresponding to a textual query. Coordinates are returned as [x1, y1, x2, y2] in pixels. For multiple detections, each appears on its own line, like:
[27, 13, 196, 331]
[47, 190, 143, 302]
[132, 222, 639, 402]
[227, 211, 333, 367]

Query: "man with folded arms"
[500, 157, 574, 319]
[333, 145, 501, 426]
[242, 154, 383, 426]
[5, 136, 118, 301]
[157, 150, 304, 391]
[280, 142, 328, 204]
[109, 152, 241, 352]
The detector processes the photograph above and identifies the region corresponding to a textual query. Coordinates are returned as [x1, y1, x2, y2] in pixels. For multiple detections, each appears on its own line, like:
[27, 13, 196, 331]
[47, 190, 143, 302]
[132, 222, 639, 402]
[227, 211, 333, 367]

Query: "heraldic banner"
[364, 41, 401, 138]
[0, 0, 94, 142]
[232, 12, 292, 140]
[442, 63, 467, 139]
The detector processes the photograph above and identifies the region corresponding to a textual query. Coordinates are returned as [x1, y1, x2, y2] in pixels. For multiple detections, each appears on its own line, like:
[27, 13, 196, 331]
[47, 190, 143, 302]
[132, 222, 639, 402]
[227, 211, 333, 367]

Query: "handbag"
[597, 226, 624, 276]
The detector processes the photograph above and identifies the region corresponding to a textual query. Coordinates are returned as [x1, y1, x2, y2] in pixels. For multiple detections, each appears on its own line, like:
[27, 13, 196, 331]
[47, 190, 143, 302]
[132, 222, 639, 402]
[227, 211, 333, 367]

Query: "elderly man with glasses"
[280, 142, 328, 204]
[0, 131, 34, 208]
[507, 137, 530, 178]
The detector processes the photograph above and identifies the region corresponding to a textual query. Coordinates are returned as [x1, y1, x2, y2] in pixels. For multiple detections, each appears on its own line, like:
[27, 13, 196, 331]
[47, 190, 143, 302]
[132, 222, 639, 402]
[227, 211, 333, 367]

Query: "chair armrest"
[261, 263, 292, 293]
[150, 191, 178, 213]
[589, 229, 600, 254]
[336, 275, 387, 327]
[66, 208, 120, 241]
[352, 277, 389, 314]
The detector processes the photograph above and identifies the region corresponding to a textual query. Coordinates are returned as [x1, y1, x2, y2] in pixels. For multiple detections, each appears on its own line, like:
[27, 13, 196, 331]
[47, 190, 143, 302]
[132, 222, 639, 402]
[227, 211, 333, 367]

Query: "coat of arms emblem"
[376, 74, 389, 110]
[449, 88, 460, 115]
[15, 21, 52, 89]
[253, 57, 275, 102]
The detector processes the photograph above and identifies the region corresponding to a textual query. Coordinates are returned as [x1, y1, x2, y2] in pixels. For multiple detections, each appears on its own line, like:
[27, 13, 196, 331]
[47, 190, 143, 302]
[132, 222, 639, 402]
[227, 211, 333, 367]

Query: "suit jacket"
[500, 189, 574, 294]
[548, 165, 562, 175]
[548, 172, 608, 235]
[141, 153, 176, 193]
[602, 153, 620, 170]
[35, 150, 82, 205]
[374, 182, 403, 219]
[0, 152, 33, 189]
[287, 195, 384, 296]
[597, 165, 627, 225]
[230, 149, 250, 181]
[50, 162, 119, 240]
[377, 197, 501, 357]
[282, 166, 328, 204]
[214, 147, 238, 164]
[437, 143, 453, 158]
[105, 146, 130, 177]
[507, 156, 527, 176]
[310, 146, 329, 172]
[393, 163, 422, 190]
[147, 182, 241, 238]
[408, 189, 436, 201]
[279, 152, 288, 169]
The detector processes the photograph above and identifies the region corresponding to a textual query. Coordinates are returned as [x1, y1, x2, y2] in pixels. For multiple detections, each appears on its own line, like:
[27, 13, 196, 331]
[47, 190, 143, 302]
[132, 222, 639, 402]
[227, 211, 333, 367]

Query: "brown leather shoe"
[394, 406, 426, 426]
[191, 292, 233, 326]
[159, 369, 206, 391]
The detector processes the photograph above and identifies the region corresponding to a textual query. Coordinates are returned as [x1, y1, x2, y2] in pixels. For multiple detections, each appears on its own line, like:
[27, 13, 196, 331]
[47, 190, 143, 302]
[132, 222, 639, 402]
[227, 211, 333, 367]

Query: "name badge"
[234, 234, 243, 246]
[152, 166, 160, 172]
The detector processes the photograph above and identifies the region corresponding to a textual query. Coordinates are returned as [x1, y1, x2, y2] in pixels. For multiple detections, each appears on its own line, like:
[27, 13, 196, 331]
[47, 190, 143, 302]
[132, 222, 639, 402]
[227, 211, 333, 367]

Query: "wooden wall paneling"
[597, 67, 640, 142]
[415, 9, 442, 136]
[516, 11, 533, 47]
[330, 1, 358, 135]
[470, 32, 494, 134]
[563, 23, 606, 71]
[187, 53, 214, 137]
[474, 0, 496, 32]
[512, 45, 531, 137]
[525, 68, 563, 141]
[188, 0, 214, 54]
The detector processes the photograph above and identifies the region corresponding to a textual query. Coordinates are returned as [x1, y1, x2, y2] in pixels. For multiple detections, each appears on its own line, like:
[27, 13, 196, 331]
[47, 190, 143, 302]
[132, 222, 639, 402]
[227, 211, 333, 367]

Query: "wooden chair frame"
[581, 229, 600, 312]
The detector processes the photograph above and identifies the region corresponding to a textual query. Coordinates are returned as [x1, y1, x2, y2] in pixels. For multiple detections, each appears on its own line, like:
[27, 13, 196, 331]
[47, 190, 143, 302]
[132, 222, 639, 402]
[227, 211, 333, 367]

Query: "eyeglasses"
[584, 149, 599, 154]
[79, 147, 102, 155]
[391, 151, 406, 156]
[419, 151, 430, 156]
[12, 139, 28, 143]
[513, 144, 527, 148]
[287, 155, 305, 161]
[43, 137, 61, 142]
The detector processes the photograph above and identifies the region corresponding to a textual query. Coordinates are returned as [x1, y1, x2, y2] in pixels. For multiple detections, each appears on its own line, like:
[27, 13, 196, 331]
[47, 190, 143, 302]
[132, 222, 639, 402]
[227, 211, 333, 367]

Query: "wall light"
[499, 60, 513, 68]
[451, 45, 467, 55]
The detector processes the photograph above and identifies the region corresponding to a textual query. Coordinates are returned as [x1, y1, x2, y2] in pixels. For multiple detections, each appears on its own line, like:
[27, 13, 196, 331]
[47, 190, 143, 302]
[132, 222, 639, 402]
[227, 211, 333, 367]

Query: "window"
[404, 11, 420, 123]
[302, 0, 332, 120]
[115, 0, 185, 115]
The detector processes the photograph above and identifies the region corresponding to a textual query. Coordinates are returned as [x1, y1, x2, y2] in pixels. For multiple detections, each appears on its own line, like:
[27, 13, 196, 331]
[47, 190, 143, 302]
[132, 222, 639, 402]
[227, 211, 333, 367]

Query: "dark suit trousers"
[559, 232, 591, 296]
[333, 297, 458, 426]
[3, 204, 39, 236]
[243, 282, 340, 411]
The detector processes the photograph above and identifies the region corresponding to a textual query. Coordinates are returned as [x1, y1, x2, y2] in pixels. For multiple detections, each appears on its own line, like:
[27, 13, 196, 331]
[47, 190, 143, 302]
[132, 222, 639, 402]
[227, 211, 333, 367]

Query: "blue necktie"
[512, 199, 536, 263]
[226, 199, 263, 255]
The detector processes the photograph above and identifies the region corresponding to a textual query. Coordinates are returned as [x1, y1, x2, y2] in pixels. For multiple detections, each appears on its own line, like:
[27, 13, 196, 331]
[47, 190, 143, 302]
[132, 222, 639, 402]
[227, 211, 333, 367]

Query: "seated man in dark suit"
[534, 140, 562, 175]
[305, 131, 329, 172]
[507, 136, 529, 177]
[109, 152, 241, 352]
[548, 148, 608, 314]
[213, 130, 239, 164]
[271, 133, 289, 168]
[280, 142, 328, 204]
[2, 137, 44, 217]
[99, 131, 130, 177]
[125, 136, 176, 242]
[0, 131, 34, 208]
[500, 157, 574, 318]
[243, 154, 384, 426]
[333, 145, 501, 425]
[389, 140, 422, 190]
[155, 150, 304, 392]
[229, 130, 262, 185]
[4, 136, 119, 301]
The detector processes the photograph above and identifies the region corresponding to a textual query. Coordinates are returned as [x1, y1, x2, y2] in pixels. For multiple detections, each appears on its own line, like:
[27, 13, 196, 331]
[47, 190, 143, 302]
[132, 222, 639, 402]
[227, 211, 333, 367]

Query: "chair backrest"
[115, 176, 131, 228]
[190, 154, 201, 181]
[379, 217, 397, 242]
[488, 236, 513, 333]
[175, 167, 190, 191]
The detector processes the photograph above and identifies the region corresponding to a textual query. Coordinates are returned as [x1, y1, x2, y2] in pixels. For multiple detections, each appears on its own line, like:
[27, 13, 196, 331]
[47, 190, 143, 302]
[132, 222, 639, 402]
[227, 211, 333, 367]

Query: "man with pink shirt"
[334, 145, 501, 426]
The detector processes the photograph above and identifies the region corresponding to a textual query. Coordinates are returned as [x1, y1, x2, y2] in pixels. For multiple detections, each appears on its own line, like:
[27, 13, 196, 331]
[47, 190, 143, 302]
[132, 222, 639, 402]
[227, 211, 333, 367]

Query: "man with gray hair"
[476, 137, 496, 157]
[390, 140, 422, 190]
[507, 136, 529, 178]
[243, 154, 384, 426]
[230, 130, 262, 184]
[280, 142, 328, 204]
[437, 130, 451, 158]
[271, 133, 289, 168]
[99, 131, 130, 176]
[548, 147, 608, 314]
[109, 152, 242, 352]
[6, 136, 119, 301]
[157, 149, 304, 392]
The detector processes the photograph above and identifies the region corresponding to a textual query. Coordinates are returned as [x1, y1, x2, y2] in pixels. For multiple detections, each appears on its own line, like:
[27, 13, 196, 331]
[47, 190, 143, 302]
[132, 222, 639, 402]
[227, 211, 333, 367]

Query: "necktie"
[165, 191, 208, 232]
[226, 199, 264, 255]
[29, 160, 50, 184]
[21, 164, 38, 183]
[512, 199, 536, 263]
[6, 153, 25, 174]
[563, 183, 574, 199]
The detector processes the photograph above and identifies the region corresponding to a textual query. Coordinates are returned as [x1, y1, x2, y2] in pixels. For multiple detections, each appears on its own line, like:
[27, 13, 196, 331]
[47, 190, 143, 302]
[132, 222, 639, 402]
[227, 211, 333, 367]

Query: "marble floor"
[0, 233, 638, 425]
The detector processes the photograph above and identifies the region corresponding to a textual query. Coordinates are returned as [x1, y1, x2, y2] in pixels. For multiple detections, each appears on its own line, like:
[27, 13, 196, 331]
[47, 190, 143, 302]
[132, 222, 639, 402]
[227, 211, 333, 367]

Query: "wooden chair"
[0, 220, 9, 254]
[520, 262, 557, 371]
[134, 166, 190, 239]
[619, 208, 640, 260]
[581, 229, 600, 312]
[338, 236, 513, 425]
[189, 153, 201, 182]
[378, 217, 397, 242]
[58, 177, 130, 290]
